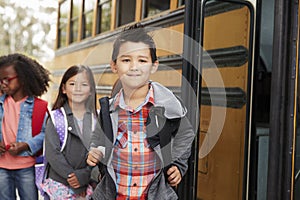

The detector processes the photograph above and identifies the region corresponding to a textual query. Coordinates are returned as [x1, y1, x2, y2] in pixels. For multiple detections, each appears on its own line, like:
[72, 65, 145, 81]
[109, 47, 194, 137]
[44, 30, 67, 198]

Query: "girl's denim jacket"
[0, 95, 46, 156]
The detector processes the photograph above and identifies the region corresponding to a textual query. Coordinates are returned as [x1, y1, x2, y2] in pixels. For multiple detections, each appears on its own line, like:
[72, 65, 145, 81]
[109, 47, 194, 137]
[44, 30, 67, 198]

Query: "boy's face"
[111, 41, 158, 91]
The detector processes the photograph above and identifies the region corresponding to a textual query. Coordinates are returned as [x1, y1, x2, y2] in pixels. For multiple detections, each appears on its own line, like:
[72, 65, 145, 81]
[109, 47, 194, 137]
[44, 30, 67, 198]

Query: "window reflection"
[83, 0, 95, 39]
[178, 0, 185, 6]
[143, 0, 170, 19]
[58, 0, 70, 48]
[117, 0, 136, 27]
[96, 0, 112, 34]
[58, 26, 67, 48]
[70, 0, 80, 43]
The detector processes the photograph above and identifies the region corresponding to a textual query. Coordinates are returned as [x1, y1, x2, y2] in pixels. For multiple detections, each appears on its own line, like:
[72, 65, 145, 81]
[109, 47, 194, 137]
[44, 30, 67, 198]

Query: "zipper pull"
[155, 115, 159, 128]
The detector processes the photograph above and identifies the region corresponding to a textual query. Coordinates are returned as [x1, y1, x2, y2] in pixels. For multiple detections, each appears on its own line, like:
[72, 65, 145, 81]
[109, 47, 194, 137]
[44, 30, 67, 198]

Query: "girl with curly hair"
[0, 53, 50, 200]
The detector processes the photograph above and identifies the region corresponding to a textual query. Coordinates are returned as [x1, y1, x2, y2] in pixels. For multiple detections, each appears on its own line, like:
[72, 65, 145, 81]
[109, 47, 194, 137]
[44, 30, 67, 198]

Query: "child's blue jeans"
[0, 166, 38, 200]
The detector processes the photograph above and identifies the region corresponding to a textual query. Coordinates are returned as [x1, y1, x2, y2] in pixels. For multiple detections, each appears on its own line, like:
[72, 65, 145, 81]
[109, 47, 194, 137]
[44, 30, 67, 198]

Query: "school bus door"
[179, 0, 257, 199]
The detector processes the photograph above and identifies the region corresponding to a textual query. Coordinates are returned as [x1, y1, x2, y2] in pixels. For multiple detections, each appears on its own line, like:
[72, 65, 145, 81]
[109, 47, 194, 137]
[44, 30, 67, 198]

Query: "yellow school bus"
[47, 0, 300, 199]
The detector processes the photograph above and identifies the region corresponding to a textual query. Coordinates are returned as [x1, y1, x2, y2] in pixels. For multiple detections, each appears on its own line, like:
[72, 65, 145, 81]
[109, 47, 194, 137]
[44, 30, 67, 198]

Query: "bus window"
[82, 0, 95, 39]
[70, 0, 80, 43]
[197, 0, 254, 199]
[142, 0, 170, 19]
[96, 0, 112, 34]
[116, 0, 136, 27]
[58, 0, 70, 48]
[178, 0, 185, 6]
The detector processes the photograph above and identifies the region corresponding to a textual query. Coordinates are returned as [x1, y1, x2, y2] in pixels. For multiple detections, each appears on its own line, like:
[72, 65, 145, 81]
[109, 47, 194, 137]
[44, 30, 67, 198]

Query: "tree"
[0, 0, 57, 62]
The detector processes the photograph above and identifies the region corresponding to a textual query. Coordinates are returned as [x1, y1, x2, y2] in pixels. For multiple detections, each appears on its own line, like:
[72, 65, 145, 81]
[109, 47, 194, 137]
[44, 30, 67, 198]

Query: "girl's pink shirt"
[0, 96, 35, 169]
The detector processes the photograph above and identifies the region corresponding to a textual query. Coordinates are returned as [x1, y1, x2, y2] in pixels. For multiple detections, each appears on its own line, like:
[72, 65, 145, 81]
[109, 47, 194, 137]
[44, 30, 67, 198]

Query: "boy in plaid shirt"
[87, 24, 195, 200]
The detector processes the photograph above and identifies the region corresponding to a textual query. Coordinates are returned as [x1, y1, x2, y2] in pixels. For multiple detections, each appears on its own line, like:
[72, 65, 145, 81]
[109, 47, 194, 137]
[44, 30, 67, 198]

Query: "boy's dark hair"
[112, 23, 157, 63]
[52, 65, 97, 116]
[0, 53, 50, 96]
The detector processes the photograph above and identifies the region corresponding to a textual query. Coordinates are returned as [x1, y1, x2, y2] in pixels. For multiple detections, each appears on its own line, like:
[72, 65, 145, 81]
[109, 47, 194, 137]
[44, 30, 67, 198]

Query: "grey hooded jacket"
[91, 82, 195, 200]
[45, 103, 94, 194]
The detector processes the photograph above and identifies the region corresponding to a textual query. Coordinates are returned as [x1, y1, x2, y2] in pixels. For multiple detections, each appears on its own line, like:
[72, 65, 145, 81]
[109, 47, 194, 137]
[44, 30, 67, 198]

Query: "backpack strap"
[99, 97, 113, 143]
[49, 108, 68, 151]
[97, 97, 113, 175]
[49, 107, 96, 152]
[32, 97, 48, 136]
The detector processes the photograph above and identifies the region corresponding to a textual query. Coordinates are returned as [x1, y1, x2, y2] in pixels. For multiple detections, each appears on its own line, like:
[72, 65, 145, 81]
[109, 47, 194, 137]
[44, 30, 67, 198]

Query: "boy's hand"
[87, 147, 103, 166]
[7, 142, 29, 156]
[167, 166, 182, 187]
[67, 173, 80, 188]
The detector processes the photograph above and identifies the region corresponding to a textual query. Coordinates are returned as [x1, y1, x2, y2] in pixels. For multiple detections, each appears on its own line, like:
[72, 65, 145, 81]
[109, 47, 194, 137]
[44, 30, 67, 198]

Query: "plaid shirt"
[112, 86, 160, 200]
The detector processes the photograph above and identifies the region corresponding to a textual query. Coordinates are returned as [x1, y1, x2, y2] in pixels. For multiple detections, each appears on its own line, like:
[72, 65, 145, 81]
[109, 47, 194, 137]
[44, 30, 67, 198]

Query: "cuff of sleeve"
[96, 146, 105, 158]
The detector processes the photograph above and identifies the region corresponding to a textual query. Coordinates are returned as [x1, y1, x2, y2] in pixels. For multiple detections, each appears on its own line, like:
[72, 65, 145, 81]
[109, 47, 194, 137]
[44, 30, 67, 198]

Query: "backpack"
[35, 107, 67, 196]
[35, 107, 97, 196]
[32, 97, 48, 160]
[32, 98, 48, 137]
